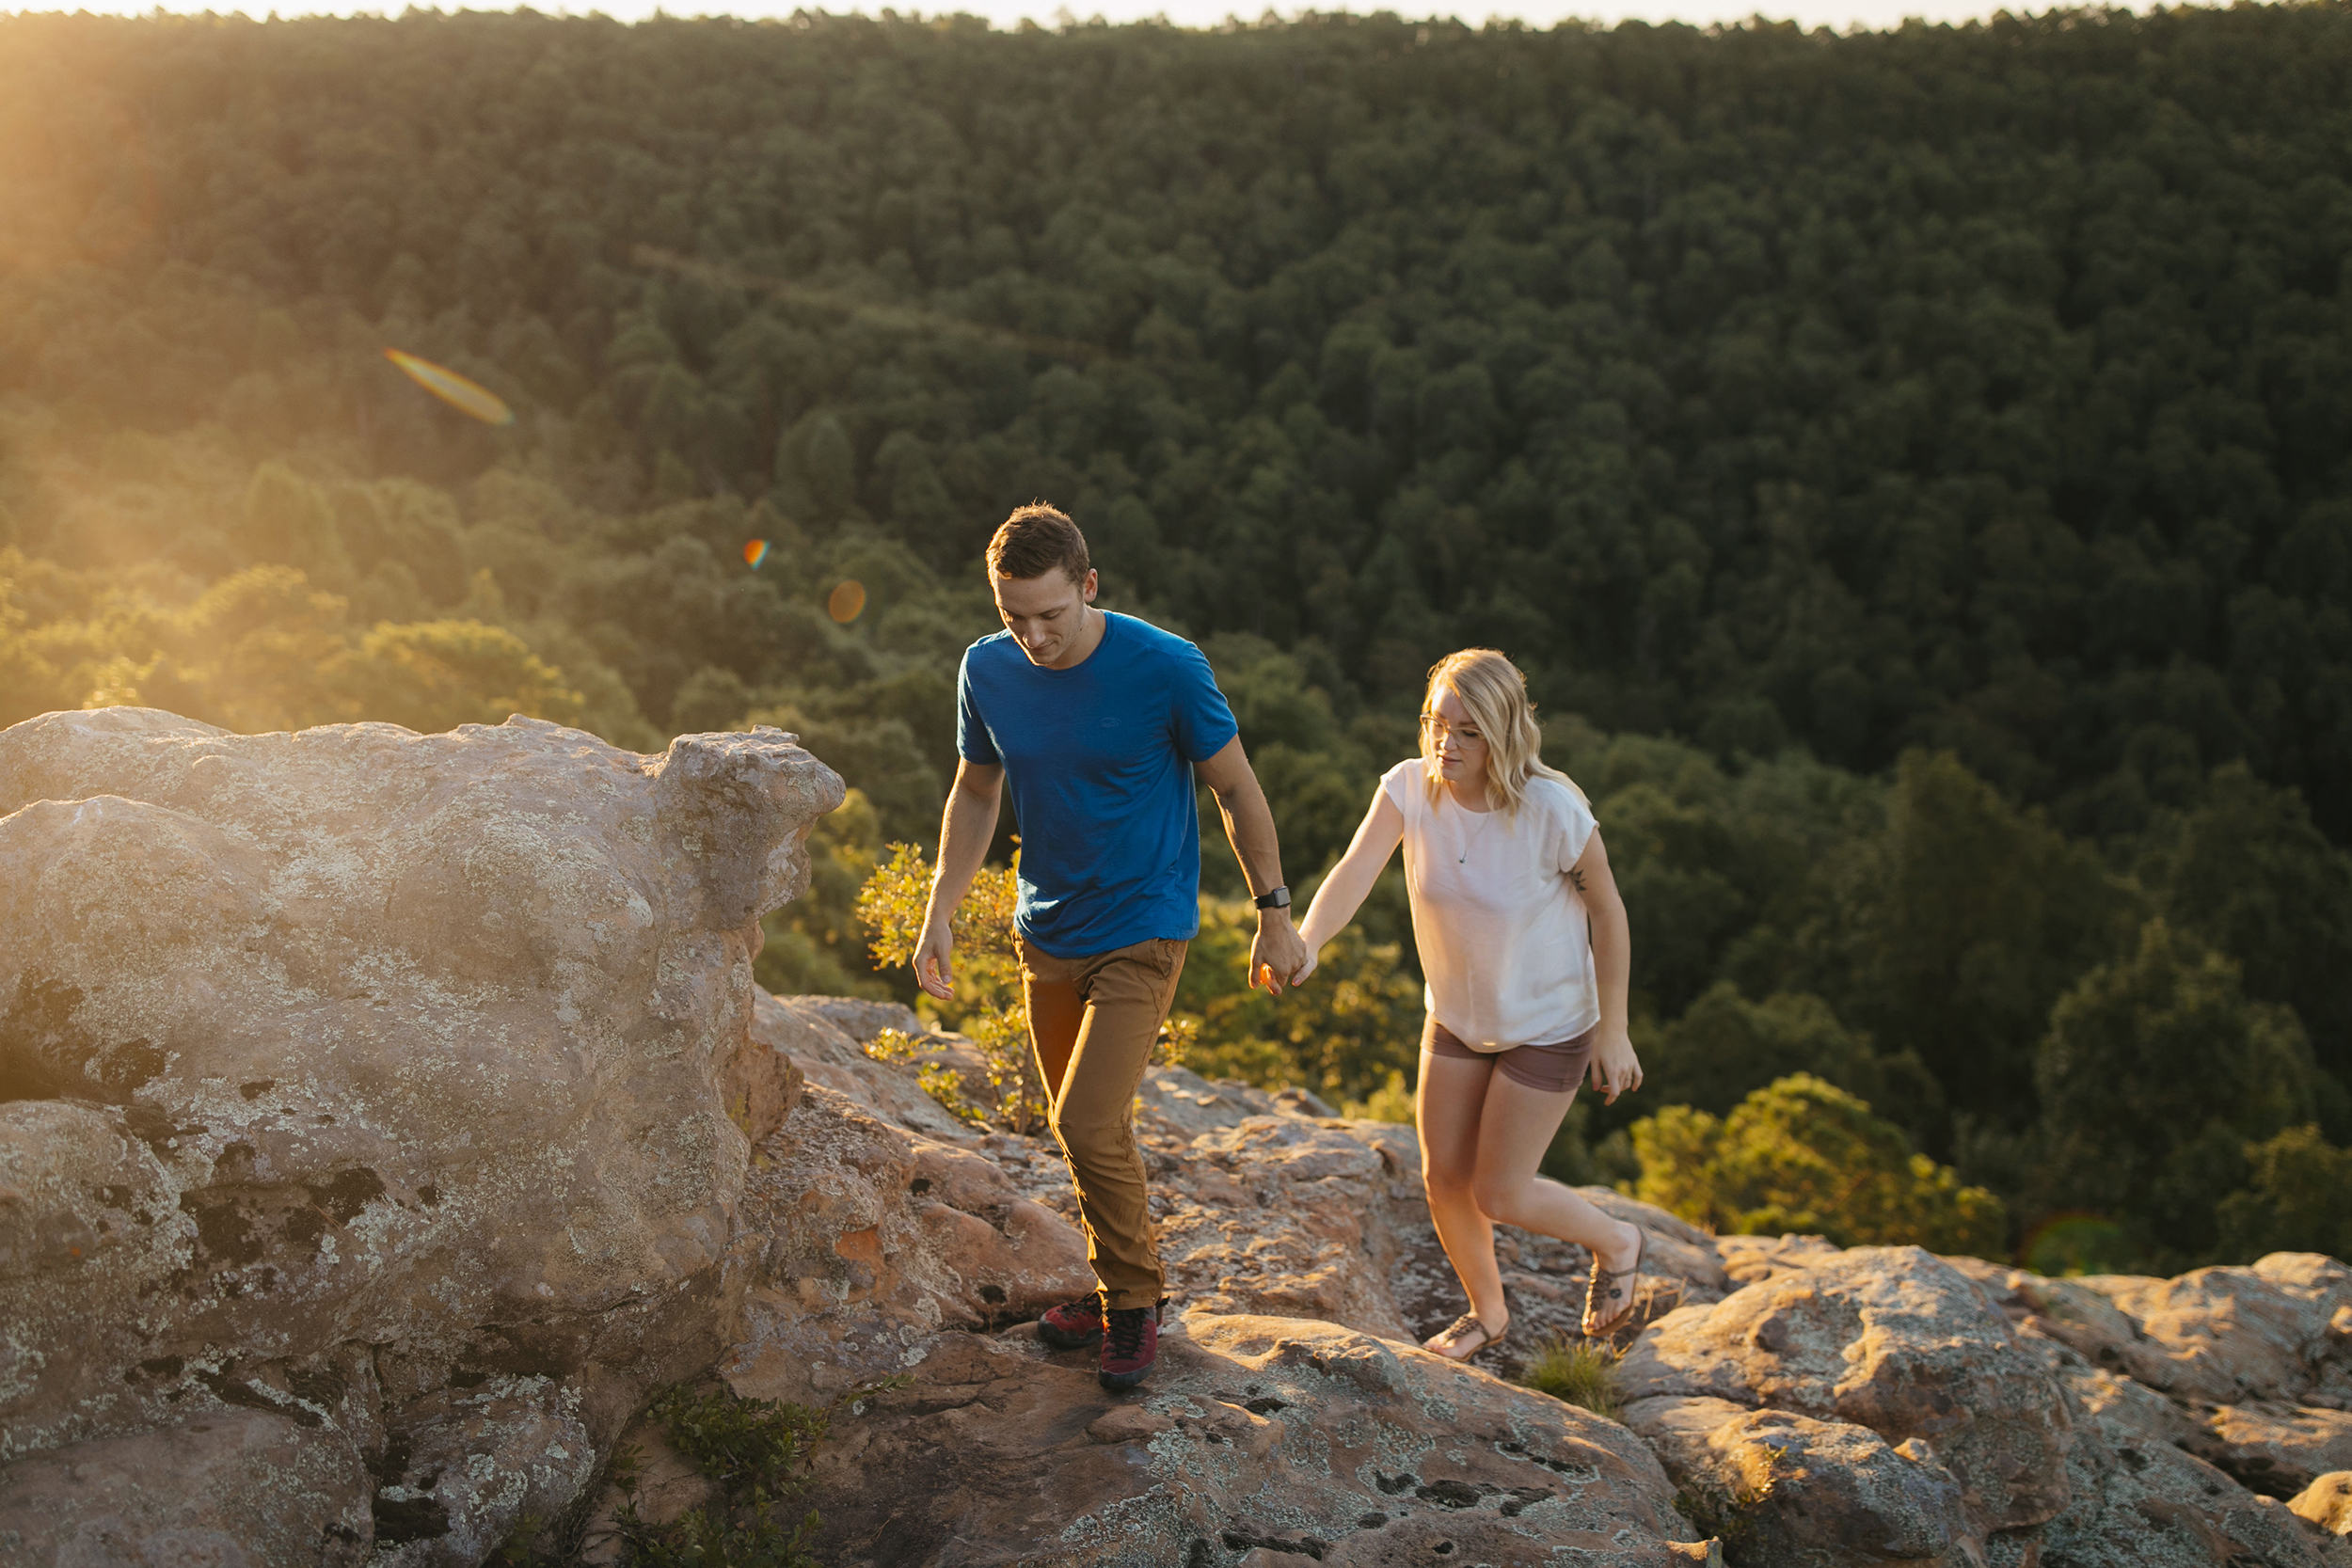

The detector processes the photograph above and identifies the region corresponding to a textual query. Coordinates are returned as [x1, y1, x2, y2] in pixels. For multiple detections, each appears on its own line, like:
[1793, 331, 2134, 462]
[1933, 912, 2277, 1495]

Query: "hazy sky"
[46, 0, 2011, 38]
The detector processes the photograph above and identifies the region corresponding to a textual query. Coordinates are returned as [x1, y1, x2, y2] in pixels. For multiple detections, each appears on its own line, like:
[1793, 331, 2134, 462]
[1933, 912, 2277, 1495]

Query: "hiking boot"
[1037, 1293, 1104, 1350]
[1098, 1300, 1165, 1391]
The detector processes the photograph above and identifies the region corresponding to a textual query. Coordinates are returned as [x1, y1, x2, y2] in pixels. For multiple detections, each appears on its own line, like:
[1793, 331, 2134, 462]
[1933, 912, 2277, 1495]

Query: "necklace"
[1454, 799, 1495, 863]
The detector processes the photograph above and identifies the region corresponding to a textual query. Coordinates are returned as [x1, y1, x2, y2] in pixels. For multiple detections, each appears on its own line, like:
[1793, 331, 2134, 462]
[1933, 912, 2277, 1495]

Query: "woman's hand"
[1589, 1026, 1643, 1105]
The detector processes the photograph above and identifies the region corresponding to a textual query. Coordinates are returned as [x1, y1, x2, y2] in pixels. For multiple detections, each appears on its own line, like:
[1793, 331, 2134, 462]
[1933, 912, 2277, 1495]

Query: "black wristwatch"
[1253, 885, 1291, 911]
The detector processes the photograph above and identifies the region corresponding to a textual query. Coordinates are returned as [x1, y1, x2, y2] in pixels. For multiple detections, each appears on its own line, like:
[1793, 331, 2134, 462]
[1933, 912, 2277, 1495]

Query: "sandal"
[1582, 1227, 1647, 1338]
[1426, 1309, 1507, 1361]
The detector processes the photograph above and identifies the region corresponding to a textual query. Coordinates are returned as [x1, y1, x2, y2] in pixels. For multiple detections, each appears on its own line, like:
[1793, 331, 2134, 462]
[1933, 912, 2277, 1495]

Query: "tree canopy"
[3, 3, 2349, 1268]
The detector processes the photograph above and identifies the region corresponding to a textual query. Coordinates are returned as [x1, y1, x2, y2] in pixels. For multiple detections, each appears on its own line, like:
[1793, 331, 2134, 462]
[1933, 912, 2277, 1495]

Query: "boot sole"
[1097, 1362, 1154, 1390]
[1037, 1322, 1103, 1351]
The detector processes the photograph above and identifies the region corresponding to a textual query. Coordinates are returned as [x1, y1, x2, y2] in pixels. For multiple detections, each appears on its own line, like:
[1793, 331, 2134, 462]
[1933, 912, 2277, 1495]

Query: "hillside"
[2, 4, 2351, 1266]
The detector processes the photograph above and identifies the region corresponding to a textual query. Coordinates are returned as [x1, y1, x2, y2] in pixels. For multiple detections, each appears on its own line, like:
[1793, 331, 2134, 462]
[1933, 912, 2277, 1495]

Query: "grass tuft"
[1518, 1336, 1625, 1422]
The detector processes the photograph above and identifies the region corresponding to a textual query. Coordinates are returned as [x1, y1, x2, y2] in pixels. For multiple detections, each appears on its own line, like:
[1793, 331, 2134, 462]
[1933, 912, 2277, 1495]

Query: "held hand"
[914, 918, 956, 1002]
[1249, 914, 1311, 996]
[1589, 1025, 1643, 1106]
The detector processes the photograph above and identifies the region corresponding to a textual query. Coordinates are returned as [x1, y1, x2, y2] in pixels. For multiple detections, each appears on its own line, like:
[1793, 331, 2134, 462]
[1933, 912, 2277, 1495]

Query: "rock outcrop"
[1619, 1247, 2074, 1560]
[0, 709, 840, 1563]
[731, 998, 2352, 1568]
[6, 706, 2350, 1568]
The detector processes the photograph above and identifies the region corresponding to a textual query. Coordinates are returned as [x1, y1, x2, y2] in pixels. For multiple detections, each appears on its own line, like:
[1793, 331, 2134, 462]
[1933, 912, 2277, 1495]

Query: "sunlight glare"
[383, 349, 516, 426]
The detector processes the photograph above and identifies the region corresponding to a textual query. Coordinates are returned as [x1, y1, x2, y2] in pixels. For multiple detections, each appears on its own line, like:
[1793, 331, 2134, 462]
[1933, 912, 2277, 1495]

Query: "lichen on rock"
[0, 707, 840, 1561]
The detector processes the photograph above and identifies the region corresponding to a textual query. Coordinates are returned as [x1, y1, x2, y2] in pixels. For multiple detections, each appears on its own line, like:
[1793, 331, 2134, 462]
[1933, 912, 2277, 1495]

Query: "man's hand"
[1250, 911, 1311, 996]
[1589, 1025, 1644, 1106]
[914, 917, 956, 1002]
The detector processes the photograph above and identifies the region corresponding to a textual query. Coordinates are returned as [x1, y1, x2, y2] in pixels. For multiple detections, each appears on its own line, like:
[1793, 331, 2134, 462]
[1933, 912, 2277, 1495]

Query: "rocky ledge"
[0, 709, 2347, 1568]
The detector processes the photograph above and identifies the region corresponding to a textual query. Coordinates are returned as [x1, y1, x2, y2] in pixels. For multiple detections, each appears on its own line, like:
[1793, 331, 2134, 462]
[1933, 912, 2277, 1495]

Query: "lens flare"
[744, 540, 771, 569]
[828, 580, 866, 623]
[382, 348, 515, 426]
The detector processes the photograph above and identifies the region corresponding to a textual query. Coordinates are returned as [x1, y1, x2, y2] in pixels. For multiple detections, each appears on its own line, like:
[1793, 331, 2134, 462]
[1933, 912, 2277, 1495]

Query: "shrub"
[857, 842, 1047, 1135]
[1342, 1068, 1414, 1124]
[1631, 1073, 2009, 1258]
[2215, 1124, 2352, 1262]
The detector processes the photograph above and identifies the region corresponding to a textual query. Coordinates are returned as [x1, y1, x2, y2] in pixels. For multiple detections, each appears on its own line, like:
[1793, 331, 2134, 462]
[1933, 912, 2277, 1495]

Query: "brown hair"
[986, 503, 1091, 586]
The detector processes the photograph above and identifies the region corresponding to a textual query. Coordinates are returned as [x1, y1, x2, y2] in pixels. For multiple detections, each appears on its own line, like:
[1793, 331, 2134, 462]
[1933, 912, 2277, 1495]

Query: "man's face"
[992, 566, 1098, 668]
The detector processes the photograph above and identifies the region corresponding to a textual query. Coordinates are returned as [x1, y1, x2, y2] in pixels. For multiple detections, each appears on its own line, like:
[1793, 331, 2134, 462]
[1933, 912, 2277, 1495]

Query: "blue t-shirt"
[956, 611, 1239, 958]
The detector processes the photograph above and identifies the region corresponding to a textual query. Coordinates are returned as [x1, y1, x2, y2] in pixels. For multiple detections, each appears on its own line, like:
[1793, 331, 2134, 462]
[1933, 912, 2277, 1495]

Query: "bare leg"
[1417, 1049, 1511, 1354]
[1465, 1070, 1643, 1332]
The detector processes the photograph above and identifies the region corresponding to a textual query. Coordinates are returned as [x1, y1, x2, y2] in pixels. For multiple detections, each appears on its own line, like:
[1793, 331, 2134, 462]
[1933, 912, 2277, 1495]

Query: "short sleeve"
[1379, 759, 1422, 822]
[1550, 780, 1597, 872]
[1168, 640, 1240, 764]
[956, 651, 999, 765]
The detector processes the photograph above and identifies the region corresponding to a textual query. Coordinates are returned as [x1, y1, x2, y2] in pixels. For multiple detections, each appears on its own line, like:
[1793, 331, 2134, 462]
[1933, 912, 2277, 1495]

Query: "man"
[914, 502, 1310, 1391]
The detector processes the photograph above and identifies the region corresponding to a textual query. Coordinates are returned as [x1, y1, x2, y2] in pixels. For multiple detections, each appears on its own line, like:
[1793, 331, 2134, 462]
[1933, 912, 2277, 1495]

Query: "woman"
[1292, 649, 1645, 1356]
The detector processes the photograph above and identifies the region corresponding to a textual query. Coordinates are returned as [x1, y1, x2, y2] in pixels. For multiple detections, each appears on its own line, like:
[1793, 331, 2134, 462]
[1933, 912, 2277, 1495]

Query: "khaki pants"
[1019, 935, 1187, 1310]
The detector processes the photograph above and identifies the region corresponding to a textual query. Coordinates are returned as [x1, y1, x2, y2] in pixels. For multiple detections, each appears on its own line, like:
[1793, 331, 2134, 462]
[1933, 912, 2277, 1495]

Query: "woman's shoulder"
[1377, 758, 1426, 813]
[1521, 770, 1595, 822]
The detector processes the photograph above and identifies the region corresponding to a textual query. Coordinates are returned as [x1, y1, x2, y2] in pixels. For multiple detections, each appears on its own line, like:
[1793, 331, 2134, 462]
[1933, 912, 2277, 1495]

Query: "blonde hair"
[1421, 648, 1581, 819]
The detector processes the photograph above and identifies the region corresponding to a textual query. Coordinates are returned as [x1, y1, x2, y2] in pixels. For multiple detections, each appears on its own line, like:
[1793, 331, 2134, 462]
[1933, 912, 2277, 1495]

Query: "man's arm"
[1194, 736, 1311, 993]
[914, 759, 1005, 1001]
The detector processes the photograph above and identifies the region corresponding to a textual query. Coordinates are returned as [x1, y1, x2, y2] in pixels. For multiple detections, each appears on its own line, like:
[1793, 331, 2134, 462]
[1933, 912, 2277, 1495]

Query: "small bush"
[1630, 1073, 2009, 1258]
[1518, 1337, 1624, 1422]
[1342, 1068, 1414, 1124]
[650, 1385, 829, 1497]
[858, 843, 1048, 1134]
[594, 1385, 834, 1568]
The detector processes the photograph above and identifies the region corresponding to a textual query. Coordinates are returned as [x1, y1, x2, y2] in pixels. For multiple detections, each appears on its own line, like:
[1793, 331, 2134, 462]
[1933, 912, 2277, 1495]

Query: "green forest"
[2, 2, 2349, 1274]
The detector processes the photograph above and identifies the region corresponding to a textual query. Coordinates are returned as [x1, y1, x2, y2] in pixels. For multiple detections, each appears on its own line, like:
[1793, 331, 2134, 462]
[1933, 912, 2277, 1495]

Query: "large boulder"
[0, 1407, 374, 1565]
[2023, 1256, 2352, 1407]
[1618, 1247, 2075, 1561]
[0, 708, 840, 1560]
[801, 1315, 1720, 1567]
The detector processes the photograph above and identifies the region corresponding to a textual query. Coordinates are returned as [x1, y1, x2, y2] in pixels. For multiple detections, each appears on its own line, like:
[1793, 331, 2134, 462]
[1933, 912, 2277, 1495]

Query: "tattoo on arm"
[1568, 867, 1588, 894]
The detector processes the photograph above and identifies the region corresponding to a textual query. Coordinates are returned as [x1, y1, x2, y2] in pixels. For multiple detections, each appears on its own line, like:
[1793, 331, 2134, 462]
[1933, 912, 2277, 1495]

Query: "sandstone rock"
[799, 1314, 1716, 1566]
[372, 1374, 598, 1567]
[1620, 1246, 2074, 1553]
[0, 709, 841, 1556]
[751, 990, 982, 1145]
[2064, 1255, 2352, 1405]
[723, 1085, 1097, 1408]
[1124, 1066, 1725, 1366]
[796, 996, 925, 1046]
[2026, 1347, 2347, 1568]
[2293, 1473, 2352, 1534]
[0, 1407, 373, 1565]
[1625, 1394, 1975, 1567]
[1714, 1232, 1846, 1288]
[2186, 1402, 2352, 1498]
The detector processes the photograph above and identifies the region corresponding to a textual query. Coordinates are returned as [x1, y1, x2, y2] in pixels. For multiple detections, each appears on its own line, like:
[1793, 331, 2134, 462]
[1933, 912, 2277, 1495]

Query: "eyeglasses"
[1420, 713, 1484, 744]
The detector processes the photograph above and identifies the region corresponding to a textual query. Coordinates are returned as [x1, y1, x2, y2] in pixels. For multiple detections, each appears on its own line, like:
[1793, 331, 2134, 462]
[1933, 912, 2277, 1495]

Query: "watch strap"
[1253, 885, 1291, 911]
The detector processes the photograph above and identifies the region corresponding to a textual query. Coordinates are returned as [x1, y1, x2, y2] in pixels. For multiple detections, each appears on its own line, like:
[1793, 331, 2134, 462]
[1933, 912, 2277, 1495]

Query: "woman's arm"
[1290, 790, 1406, 983]
[1573, 830, 1643, 1103]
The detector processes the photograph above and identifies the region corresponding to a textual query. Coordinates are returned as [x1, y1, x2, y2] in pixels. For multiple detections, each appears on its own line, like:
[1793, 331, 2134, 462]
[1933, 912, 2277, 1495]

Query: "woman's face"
[1423, 685, 1489, 786]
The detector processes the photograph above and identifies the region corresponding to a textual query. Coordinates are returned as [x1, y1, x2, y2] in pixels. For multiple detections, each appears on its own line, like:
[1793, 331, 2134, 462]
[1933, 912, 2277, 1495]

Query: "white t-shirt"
[1380, 759, 1600, 1051]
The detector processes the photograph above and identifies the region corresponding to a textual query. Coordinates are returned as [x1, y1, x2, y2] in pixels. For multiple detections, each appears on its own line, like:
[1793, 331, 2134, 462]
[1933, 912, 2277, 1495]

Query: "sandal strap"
[1583, 1234, 1647, 1333]
[1438, 1310, 1504, 1353]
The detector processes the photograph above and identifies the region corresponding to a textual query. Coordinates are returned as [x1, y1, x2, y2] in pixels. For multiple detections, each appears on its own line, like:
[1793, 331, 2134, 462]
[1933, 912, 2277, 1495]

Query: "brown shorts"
[1422, 1016, 1596, 1094]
